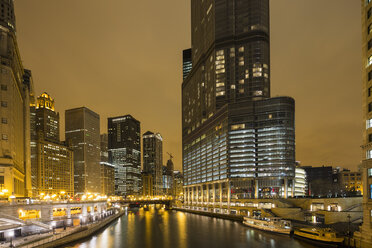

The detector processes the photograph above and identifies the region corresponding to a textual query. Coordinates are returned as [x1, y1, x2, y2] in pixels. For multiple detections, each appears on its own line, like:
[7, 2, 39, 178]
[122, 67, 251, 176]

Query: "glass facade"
[108, 115, 141, 196]
[182, 0, 295, 201]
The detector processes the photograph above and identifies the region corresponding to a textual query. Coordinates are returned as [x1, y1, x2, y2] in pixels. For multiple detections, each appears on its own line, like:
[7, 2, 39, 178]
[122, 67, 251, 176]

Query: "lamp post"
[8, 230, 14, 248]
[347, 214, 351, 248]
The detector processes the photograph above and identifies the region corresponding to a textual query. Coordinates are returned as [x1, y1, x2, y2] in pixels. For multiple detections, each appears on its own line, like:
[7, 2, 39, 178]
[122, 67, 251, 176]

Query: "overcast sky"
[14, 0, 362, 171]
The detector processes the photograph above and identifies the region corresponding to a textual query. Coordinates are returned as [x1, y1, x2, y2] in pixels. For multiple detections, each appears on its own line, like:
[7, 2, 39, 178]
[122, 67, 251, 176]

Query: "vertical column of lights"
[229, 126, 256, 178]
[216, 50, 226, 97]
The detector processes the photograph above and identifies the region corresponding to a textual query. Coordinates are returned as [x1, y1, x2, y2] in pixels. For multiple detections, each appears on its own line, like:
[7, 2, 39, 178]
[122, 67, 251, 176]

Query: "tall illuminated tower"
[0, 0, 33, 197]
[182, 0, 295, 206]
[357, 0, 372, 245]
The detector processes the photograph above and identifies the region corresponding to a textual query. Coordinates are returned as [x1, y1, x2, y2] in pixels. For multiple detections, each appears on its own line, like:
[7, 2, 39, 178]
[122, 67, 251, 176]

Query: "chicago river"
[68, 209, 317, 248]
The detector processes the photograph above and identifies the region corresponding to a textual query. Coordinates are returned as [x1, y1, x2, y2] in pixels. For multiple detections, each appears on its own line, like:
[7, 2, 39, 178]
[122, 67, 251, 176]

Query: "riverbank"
[16, 210, 124, 248]
[173, 207, 243, 222]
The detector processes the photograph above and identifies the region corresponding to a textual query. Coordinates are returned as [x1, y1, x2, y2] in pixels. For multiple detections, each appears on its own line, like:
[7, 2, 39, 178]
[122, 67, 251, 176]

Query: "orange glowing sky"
[14, 0, 362, 171]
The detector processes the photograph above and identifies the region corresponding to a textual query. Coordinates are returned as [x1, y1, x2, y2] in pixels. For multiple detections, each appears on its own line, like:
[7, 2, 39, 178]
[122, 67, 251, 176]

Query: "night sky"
[14, 0, 362, 171]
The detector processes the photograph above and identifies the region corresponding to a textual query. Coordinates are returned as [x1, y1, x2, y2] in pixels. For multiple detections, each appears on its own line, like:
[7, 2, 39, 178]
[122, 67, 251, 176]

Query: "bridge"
[118, 199, 173, 208]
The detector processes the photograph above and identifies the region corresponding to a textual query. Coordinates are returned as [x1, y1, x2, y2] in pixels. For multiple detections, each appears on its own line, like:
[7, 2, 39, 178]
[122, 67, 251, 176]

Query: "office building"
[339, 171, 363, 196]
[100, 134, 115, 196]
[183, 48, 192, 80]
[182, 0, 295, 206]
[173, 171, 184, 199]
[142, 172, 153, 196]
[65, 107, 101, 194]
[31, 93, 74, 196]
[143, 131, 163, 196]
[108, 115, 141, 196]
[358, 1, 372, 245]
[0, 1, 33, 197]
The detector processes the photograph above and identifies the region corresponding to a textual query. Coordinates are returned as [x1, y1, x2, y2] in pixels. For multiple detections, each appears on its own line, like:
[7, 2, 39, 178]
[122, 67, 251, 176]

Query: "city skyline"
[14, 0, 361, 171]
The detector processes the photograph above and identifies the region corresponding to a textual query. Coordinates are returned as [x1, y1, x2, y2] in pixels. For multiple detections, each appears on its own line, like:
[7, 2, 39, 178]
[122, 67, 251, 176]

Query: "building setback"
[100, 134, 115, 196]
[182, 0, 295, 206]
[108, 115, 141, 196]
[65, 107, 101, 194]
[143, 131, 163, 196]
[0, 0, 33, 198]
[31, 93, 74, 197]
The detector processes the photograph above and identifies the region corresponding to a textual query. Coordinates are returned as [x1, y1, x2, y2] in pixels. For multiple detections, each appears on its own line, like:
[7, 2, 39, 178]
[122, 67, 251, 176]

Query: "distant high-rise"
[357, 1, 372, 245]
[31, 93, 74, 197]
[143, 131, 163, 195]
[183, 48, 192, 80]
[0, 0, 33, 197]
[65, 107, 101, 194]
[33, 93, 60, 142]
[182, 0, 295, 205]
[100, 134, 115, 196]
[108, 115, 141, 196]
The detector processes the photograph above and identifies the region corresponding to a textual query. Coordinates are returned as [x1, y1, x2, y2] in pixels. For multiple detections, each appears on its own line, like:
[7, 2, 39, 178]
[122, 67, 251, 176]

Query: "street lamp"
[51, 222, 56, 234]
[8, 230, 14, 248]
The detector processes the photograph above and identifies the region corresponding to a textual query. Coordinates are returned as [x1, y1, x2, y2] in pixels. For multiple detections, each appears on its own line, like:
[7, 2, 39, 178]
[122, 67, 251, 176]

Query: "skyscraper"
[182, 0, 295, 206]
[108, 115, 141, 196]
[31, 93, 74, 197]
[65, 107, 101, 194]
[357, 0, 372, 245]
[143, 131, 163, 196]
[183, 48, 192, 80]
[0, 0, 33, 197]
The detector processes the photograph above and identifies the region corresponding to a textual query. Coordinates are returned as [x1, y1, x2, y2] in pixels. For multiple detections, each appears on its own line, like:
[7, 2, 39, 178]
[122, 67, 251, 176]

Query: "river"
[67, 207, 317, 248]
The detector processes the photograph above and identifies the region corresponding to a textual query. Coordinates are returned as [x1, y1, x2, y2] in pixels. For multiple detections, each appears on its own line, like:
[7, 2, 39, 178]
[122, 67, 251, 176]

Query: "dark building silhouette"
[182, 0, 295, 204]
[65, 107, 101, 194]
[108, 115, 141, 196]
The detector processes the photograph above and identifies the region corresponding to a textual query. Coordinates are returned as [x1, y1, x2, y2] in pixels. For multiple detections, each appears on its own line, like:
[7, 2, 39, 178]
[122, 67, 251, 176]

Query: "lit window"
[231, 124, 245, 130]
[254, 91, 263, 96]
[368, 56, 372, 67]
[231, 85, 236, 89]
[239, 79, 244, 84]
[368, 168, 372, 177]
[1, 118, 7, 124]
[239, 89, 244, 94]
[369, 23, 372, 34]
[239, 47, 244, 53]
[370, 185, 372, 199]
[2, 134, 7, 140]
[216, 91, 225, 97]
[239, 57, 244, 66]
[367, 150, 372, 159]
[1, 101, 7, 107]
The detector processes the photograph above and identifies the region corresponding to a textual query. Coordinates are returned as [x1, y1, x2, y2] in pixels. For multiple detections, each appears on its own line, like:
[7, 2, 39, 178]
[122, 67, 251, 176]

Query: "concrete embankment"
[174, 207, 243, 222]
[19, 211, 124, 248]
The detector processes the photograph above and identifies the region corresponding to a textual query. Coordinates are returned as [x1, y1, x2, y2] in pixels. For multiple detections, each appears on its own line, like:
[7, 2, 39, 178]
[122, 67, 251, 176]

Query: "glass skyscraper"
[108, 115, 141, 196]
[182, 0, 295, 207]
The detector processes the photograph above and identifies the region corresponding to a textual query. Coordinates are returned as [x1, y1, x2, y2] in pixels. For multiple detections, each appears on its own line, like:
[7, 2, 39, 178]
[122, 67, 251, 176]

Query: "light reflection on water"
[67, 207, 316, 248]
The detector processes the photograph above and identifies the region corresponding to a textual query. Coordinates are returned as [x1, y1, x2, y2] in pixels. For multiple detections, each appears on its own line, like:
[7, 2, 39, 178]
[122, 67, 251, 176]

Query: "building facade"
[108, 115, 141, 196]
[360, 1, 372, 245]
[183, 48, 192, 80]
[339, 171, 362, 195]
[65, 107, 101, 194]
[100, 134, 115, 196]
[182, 0, 295, 208]
[0, 0, 33, 198]
[143, 131, 163, 196]
[31, 93, 74, 197]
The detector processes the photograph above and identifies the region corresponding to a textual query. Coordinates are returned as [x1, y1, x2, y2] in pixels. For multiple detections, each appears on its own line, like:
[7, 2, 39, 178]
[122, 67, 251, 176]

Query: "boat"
[293, 227, 344, 246]
[242, 216, 292, 235]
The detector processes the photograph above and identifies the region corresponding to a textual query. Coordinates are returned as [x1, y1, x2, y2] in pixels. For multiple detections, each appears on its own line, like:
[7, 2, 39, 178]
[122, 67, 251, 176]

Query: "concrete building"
[108, 115, 141, 196]
[290, 167, 306, 197]
[163, 159, 174, 196]
[65, 107, 101, 194]
[0, 0, 34, 198]
[182, 0, 295, 207]
[173, 171, 184, 200]
[143, 131, 163, 196]
[100, 134, 115, 196]
[339, 171, 363, 196]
